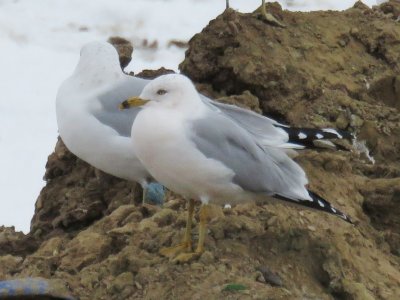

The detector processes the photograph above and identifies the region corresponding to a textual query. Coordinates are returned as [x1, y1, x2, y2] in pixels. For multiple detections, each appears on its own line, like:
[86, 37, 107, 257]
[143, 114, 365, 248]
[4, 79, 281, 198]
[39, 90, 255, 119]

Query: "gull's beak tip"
[119, 100, 129, 110]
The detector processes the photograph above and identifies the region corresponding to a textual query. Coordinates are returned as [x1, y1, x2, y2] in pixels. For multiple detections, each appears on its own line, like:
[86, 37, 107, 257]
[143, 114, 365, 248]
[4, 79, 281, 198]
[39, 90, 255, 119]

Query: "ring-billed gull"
[226, 0, 286, 28]
[56, 41, 349, 205]
[56, 42, 165, 204]
[121, 74, 352, 262]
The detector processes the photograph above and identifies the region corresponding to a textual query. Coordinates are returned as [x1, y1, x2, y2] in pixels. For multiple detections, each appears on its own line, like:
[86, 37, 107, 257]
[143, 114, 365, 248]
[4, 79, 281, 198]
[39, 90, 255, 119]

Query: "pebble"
[307, 225, 316, 232]
[338, 39, 347, 47]
[218, 264, 226, 273]
[199, 251, 214, 264]
[191, 262, 204, 270]
[163, 198, 182, 210]
[151, 208, 177, 226]
[267, 216, 278, 227]
[350, 114, 364, 127]
[138, 219, 158, 231]
[135, 282, 142, 290]
[336, 112, 350, 129]
[256, 266, 283, 287]
[350, 27, 359, 35]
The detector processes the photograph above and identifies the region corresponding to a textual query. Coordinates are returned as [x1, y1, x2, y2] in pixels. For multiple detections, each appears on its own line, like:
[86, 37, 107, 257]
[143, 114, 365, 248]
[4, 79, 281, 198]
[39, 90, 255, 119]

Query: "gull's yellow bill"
[119, 97, 150, 110]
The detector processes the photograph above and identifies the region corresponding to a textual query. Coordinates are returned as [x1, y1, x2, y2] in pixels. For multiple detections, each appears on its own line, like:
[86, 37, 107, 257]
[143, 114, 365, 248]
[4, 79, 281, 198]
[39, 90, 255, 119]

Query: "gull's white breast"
[132, 106, 244, 204]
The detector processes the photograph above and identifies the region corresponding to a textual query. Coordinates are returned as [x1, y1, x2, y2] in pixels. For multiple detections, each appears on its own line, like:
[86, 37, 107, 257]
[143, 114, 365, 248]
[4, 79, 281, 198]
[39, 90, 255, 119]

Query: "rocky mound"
[1, 2, 400, 299]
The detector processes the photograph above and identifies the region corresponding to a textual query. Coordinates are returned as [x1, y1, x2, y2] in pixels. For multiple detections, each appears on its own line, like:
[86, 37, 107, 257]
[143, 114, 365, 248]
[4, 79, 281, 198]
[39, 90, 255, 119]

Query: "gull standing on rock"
[120, 74, 353, 263]
[56, 42, 165, 204]
[226, 0, 286, 27]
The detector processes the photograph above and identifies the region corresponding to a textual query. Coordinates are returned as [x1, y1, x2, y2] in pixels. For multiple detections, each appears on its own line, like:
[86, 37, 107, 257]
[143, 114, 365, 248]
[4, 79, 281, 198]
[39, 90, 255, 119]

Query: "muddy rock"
[362, 178, 400, 230]
[0, 226, 38, 256]
[0, 255, 23, 279]
[31, 138, 141, 240]
[217, 90, 262, 113]
[60, 231, 113, 271]
[136, 67, 175, 79]
[377, 0, 400, 20]
[368, 75, 400, 110]
[108, 36, 134, 70]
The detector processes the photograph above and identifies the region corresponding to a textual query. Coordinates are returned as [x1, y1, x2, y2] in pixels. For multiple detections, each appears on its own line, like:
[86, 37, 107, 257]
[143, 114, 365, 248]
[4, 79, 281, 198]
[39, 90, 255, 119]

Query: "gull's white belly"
[57, 106, 148, 183]
[132, 108, 243, 203]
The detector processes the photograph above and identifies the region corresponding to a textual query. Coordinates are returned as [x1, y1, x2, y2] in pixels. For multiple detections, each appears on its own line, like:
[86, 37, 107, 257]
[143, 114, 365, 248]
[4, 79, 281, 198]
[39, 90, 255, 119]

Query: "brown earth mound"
[1, 1, 400, 299]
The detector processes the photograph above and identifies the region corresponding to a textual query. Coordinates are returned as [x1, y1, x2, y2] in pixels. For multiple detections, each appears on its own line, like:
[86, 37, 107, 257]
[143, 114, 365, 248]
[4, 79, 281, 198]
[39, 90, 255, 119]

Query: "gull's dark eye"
[157, 89, 167, 95]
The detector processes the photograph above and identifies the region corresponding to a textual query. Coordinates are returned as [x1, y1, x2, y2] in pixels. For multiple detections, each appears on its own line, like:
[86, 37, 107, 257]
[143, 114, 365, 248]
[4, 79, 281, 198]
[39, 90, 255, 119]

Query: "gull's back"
[55, 42, 149, 182]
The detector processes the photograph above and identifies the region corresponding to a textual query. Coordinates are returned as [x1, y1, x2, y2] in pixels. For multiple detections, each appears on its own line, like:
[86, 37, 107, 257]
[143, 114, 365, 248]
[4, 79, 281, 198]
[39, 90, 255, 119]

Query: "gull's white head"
[139, 74, 201, 109]
[74, 41, 121, 76]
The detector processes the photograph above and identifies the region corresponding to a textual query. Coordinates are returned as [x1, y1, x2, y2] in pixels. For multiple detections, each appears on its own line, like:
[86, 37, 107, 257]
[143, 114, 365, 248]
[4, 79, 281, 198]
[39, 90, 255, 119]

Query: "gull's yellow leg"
[259, 0, 286, 28]
[183, 199, 195, 247]
[194, 203, 208, 254]
[141, 186, 147, 205]
[172, 204, 210, 263]
[159, 199, 195, 258]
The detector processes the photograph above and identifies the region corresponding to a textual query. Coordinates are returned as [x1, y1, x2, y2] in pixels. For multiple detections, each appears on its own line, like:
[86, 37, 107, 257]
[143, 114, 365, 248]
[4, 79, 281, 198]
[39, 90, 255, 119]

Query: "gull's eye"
[157, 89, 167, 95]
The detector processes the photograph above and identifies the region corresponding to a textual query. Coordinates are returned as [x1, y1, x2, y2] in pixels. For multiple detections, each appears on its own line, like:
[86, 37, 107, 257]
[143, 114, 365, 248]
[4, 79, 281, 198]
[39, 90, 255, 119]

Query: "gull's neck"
[72, 58, 123, 90]
[173, 94, 208, 120]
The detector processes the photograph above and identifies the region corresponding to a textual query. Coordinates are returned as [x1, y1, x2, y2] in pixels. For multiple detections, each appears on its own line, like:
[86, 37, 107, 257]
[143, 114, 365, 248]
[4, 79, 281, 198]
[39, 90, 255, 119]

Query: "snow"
[284, 0, 378, 11]
[0, 0, 379, 233]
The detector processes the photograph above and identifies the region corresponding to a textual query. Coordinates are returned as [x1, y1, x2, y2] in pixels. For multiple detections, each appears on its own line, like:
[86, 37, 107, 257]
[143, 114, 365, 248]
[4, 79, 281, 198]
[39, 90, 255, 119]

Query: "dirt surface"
[1, 1, 400, 299]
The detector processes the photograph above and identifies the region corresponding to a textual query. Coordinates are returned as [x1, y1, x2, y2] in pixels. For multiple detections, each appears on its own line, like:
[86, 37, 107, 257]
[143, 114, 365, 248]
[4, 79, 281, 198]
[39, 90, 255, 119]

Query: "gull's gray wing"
[200, 97, 296, 147]
[92, 76, 149, 137]
[202, 98, 352, 150]
[190, 109, 309, 200]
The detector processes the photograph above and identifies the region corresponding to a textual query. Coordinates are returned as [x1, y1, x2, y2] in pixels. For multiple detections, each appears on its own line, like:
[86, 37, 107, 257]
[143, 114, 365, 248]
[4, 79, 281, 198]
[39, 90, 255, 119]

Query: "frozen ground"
[0, 0, 379, 232]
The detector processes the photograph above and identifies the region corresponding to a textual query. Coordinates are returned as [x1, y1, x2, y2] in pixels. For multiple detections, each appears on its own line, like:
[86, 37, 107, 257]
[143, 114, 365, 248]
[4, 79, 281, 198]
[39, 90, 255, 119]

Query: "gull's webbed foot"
[172, 251, 203, 264]
[160, 201, 209, 264]
[171, 203, 208, 263]
[258, 0, 286, 28]
[160, 199, 195, 259]
[159, 241, 192, 259]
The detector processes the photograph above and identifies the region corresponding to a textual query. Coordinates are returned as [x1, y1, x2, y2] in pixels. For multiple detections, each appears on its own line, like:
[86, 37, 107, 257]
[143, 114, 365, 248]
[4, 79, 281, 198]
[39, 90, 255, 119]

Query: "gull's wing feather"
[190, 109, 310, 201]
[190, 108, 353, 223]
[201, 98, 304, 149]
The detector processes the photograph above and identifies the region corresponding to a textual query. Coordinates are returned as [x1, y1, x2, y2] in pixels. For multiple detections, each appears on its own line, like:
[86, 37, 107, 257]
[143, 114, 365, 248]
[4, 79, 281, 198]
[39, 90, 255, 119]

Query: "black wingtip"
[274, 191, 353, 224]
[307, 191, 353, 224]
[276, 126, 354, 149]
